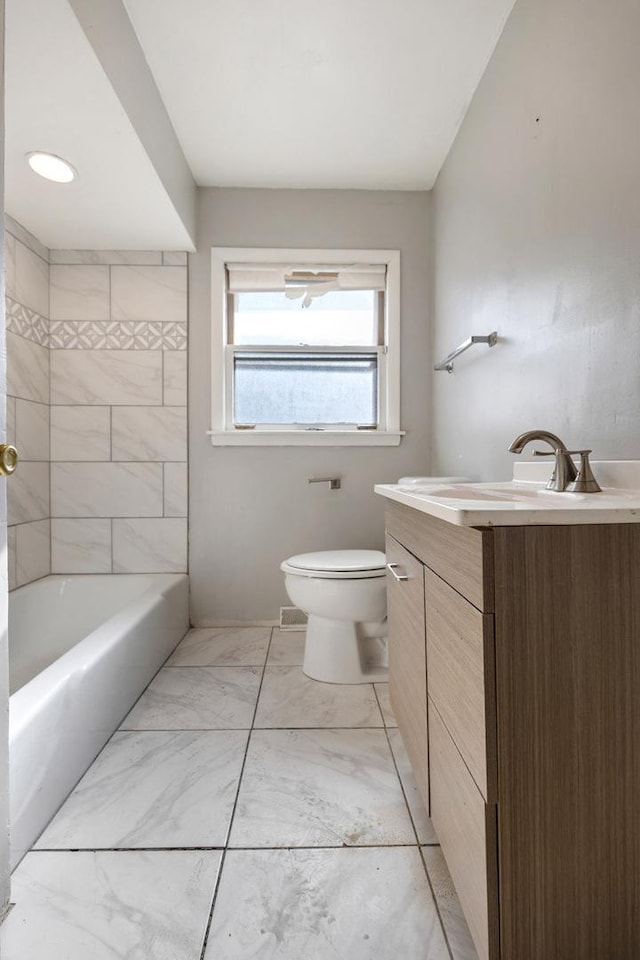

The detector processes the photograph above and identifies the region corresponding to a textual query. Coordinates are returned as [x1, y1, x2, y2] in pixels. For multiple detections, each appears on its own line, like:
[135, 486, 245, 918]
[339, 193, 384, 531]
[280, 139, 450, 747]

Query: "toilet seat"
[281, 549, 386, 580]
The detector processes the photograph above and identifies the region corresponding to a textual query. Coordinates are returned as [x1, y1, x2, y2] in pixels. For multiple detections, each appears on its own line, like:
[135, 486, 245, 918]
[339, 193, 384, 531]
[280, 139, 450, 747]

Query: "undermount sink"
[419, 484, 584, 502]
[417, 485, 518, 501]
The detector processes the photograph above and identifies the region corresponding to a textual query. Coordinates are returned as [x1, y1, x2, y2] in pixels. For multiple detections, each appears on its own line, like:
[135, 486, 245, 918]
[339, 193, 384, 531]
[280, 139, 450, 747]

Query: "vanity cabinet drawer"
[425, 568, 496, 801]
[429, 701, 499, 960]
[385, 534, 429, 808]
[385, 501, 494, 611]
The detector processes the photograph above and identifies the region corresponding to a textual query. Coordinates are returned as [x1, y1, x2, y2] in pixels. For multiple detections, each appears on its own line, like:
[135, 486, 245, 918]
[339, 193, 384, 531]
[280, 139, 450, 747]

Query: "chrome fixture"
[308, 476, 341, 490]
[564, 450, 602, 493]
[386, 562, 409, 582]
[434, 332, 498, 373]
[508, 429, 578, 492]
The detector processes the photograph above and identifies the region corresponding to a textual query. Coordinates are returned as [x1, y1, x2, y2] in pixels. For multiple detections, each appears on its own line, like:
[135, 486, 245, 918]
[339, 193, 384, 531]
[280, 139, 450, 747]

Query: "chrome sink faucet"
[508, 429, 578, 492]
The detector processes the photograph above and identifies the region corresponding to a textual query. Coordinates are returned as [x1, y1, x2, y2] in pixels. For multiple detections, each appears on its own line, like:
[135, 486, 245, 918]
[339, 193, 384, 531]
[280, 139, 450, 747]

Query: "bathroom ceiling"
[4, 0, 516, 250]
[122, 0, 516, 190]
[4, 0, 195, 250]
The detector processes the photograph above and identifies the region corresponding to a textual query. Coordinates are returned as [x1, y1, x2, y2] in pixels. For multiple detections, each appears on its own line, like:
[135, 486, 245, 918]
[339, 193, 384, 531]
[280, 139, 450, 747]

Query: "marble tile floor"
[2, 625, 477, 960]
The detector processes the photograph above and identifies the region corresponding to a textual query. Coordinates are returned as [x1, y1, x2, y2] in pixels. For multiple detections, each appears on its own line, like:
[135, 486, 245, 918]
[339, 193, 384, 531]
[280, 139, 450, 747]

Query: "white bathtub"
[8, 573, 189, 868]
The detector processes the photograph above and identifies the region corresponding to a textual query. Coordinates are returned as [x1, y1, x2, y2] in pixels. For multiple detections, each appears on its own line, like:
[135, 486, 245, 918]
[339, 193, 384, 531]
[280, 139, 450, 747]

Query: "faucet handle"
[563, 450, 602, 493]
[530, 448, 578, 491]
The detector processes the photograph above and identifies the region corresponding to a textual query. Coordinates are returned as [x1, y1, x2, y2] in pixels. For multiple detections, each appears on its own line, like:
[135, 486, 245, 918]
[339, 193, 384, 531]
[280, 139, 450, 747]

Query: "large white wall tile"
[113, 518, 187, 572]
[8, 526, 16, 591]
[50, 265, 110, 321]
[51, 350, 162, 405]
[14, 241, 49, 317]
[16, 400, 49, 461]
[7, 333, 49, 404]
[51, 463, 163, 518]
[50, 407, 111, 461]
[163, 351, 187, 405]
[111, 265, 187, 324]
[111, 407, 186, 461]
[5, 233, 16, 300]
[16, 519, 51, 587]
[163, 252, 188, 266]
[164, 463, 188, 517]
[8, 463, 50, 524]
[5, 216, 49, 261]
[51, 519, 112, 573]
[50, 250, 162, 266]
[6, 396, 16, 444]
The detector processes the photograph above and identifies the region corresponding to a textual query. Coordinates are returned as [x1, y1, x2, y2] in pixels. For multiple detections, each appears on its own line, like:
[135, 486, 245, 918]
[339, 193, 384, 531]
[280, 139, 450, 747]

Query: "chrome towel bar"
[434, 331, 498, 373]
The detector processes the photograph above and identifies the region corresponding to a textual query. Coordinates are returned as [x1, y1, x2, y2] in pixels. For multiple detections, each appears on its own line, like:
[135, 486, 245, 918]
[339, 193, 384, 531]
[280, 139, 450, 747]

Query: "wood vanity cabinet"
[385, 500, 640, 960]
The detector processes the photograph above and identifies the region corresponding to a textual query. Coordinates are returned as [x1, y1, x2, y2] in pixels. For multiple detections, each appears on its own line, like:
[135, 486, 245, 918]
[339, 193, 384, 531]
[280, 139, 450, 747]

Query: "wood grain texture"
[385, 501, 494, 611]
[425, 567, 497, 802]
[429, 700, 499, 960]
[494, 523, 640, 960]
[385, 534, 429, 808]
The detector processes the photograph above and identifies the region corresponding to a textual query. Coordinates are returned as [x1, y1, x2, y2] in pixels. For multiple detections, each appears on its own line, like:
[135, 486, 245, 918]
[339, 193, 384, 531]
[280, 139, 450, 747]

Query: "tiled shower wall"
[4, 218, 188, 588]
[5, 218, 51, 590]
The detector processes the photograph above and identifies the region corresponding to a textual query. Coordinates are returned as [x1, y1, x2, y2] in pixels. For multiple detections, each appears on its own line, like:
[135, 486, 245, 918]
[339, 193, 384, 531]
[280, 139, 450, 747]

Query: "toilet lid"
[285, 549, 386, 574]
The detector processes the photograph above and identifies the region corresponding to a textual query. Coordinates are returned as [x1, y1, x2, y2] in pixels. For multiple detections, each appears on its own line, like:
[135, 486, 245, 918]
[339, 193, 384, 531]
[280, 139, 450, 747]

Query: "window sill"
[207, 430, 404, 447]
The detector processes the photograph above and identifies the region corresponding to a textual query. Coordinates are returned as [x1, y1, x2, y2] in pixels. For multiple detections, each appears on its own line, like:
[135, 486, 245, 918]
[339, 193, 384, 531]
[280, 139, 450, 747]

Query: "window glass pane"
[233, 290, 377, 346]
[234, 353, 378, 425]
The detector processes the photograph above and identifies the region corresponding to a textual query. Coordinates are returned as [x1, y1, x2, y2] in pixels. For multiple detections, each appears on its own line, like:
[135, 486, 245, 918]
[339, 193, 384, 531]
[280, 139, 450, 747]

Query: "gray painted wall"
[431, 0, 640, 481]
[189, 188, 432, 622]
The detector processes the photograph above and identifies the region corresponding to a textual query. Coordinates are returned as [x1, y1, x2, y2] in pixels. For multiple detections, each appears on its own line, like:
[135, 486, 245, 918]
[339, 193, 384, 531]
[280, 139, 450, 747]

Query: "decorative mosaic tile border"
[6, 298, 49, 347]
[5, 300, 188, 351]
[48, 321, 187, 350]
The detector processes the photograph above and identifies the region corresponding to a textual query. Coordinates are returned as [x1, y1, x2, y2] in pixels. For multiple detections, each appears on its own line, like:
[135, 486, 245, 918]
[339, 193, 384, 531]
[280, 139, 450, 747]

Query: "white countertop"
[375, 461, 640, 527]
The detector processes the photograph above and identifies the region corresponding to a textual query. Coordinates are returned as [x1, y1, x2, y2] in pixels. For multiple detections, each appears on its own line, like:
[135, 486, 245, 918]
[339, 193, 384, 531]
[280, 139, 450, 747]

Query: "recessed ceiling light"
[26, 151, 76, 183]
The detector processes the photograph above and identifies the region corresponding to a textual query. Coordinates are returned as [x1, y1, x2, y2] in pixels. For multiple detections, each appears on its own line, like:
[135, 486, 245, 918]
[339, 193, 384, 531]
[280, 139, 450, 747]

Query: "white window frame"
[208, 247, 403, 446]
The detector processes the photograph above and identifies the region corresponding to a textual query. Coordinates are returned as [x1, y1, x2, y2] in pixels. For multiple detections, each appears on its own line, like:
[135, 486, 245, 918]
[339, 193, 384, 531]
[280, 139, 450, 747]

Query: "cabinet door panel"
[385, 534, 429, 808]
[429, 700, 499, 960]
[426, 567, 496, 801]
[385, 501, 494, 611]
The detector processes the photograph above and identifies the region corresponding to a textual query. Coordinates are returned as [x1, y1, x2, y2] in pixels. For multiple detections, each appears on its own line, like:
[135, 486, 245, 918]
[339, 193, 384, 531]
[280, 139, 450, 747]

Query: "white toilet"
[281, 478, 470, 685]
[280, 549, 388, 684]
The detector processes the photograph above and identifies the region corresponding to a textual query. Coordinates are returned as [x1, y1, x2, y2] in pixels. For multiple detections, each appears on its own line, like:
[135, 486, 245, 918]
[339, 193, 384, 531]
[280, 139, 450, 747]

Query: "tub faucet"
[508, 429, 578, 492]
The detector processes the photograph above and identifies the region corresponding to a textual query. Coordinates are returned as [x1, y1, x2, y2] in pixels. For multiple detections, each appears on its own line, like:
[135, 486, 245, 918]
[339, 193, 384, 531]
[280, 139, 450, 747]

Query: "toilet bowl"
[280, 549, 388, 684]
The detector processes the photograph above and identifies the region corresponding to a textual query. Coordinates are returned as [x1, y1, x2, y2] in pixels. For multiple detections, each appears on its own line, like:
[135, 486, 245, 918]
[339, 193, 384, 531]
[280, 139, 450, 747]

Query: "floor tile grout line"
[418, 845, 455, 960]
[222, 842, 432, 851]
[372, 682, 395, 730]
[32, 841, 434, 853]
[199, 848, 228, 960]
[381, 724, 422, 846]
[117, 725, 389, 732]
[198, 625, 275, 959]
[117, 724, 385, 736]
[165, 664, 306, 669]
[378, 694, 455, 960]
[367, 679, 385, 727]
[382, 718, 454, 960]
